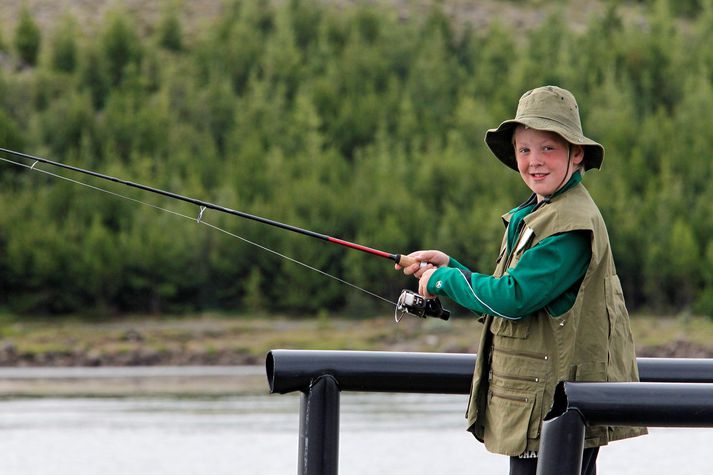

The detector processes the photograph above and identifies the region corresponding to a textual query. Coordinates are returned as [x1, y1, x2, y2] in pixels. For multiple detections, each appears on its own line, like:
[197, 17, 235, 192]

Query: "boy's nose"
[529, 153, 544, 165]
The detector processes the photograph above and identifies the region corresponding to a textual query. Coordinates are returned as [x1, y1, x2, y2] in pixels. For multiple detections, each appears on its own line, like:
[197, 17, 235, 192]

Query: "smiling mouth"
[531, 172, 549, 179]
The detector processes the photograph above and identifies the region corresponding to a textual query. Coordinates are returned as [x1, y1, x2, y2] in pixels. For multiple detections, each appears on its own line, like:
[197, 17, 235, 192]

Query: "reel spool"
[395, 289, 451, 323]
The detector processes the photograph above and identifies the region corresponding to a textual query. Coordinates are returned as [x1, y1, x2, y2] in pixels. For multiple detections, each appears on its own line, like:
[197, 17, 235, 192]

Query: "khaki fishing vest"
[466, 183, 646, 456]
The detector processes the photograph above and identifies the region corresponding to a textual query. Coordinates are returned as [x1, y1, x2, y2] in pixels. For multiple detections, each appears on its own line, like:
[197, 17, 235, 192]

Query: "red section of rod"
[327, 237, 396, 260]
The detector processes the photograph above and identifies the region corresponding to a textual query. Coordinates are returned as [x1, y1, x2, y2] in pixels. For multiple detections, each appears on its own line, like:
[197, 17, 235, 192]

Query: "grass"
[1, 311, 713, 366]
[629, 314, 713, 350]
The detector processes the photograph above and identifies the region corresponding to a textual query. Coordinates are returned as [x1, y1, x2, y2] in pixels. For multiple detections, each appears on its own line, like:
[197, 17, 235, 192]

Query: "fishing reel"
[395, 290, 450, 323]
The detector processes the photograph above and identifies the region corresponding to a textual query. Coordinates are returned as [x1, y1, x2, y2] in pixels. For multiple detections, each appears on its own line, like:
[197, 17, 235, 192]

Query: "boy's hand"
[418, 268, 438, 298]
[394, 250, 449, 277]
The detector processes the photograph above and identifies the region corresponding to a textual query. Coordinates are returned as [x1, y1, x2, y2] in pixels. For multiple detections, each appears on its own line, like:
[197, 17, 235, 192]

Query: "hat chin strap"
[541, 144, 572, 204]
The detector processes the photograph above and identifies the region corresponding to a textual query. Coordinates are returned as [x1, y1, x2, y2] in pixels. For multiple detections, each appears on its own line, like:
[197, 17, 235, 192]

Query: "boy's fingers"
[413, 263, 434, 279]
[402, 263, 420, 276]
[398, 254, 422, 267]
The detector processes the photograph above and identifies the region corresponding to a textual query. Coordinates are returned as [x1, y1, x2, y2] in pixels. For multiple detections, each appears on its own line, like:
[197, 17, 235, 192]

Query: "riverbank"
[0, 312, 477, 367]
[0, 365, 267, 397]
[2, 312, 713, 368]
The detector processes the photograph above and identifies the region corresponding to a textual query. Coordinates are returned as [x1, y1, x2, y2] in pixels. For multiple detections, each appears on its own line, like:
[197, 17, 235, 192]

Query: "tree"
[50, 15, 78, 73]
[0, 22, 6, 52]
[78, 43, 111, 109]
[100, 9, 143, 86]
[14, 7, 41, 66]
[157, 1, 183, 51]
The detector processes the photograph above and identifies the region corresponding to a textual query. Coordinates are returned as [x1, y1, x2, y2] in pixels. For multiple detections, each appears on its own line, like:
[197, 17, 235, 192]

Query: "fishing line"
[0, 155, 397, 307]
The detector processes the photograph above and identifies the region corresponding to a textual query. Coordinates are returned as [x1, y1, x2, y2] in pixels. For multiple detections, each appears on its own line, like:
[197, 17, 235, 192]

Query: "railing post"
[298, 374, 340, 475]
[536, 409, 585, 475]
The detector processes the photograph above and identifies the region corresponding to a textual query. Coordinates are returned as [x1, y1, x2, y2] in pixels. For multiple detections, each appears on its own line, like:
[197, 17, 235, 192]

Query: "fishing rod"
[0, 147, 450, 321]
[1, 147, 420, 266]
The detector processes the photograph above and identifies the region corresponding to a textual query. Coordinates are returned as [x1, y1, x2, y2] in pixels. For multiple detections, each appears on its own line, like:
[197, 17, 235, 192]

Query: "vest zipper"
[490, 370, 540, 383]
[490, 389, 529, 403]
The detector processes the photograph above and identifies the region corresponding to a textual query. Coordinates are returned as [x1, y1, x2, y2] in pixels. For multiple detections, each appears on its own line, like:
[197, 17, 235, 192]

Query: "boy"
[398, 86, 646, 474]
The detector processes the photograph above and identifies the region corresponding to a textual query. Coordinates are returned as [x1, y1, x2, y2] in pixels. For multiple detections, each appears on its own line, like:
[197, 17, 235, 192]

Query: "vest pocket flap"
[491, 347, 549, 380]
[491, 317, 530, 338]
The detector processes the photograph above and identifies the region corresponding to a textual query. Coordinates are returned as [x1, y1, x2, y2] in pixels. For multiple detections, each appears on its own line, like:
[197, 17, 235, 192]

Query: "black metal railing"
[537, 381, 713, 475]
[266, 350, 713, 475]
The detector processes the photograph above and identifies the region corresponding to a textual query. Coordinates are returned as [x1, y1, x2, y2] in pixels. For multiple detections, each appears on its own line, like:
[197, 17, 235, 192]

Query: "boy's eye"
[518, 147, 529, 154]
[543, 145, 555, 152]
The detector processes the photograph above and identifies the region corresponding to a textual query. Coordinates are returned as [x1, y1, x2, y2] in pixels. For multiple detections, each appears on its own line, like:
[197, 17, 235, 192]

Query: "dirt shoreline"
[2, 338, 712, 368]
[0, 343, 265, 367]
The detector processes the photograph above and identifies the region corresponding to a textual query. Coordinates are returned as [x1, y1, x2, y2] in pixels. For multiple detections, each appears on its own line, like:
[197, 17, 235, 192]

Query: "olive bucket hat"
[484, 85, 604, 171]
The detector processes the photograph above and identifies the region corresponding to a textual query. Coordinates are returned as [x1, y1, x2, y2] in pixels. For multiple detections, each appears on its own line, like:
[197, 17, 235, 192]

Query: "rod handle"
[397, 254, 418, 267]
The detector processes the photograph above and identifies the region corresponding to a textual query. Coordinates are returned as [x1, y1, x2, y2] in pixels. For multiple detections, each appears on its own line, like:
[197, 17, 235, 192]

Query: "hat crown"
[516, 86, 583, 140]
[484, 85, 604, 171]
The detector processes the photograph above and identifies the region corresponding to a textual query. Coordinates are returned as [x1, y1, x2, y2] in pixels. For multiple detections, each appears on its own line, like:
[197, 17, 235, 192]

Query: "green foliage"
[100, 9, 143, 86]
[78, 43, 111, 109]
[0, 108, 24, 154]
[694, 241, 713, 315]
[3, 0, 713, 317]
[14, 7, 41, 66]
[157, 2, 184, 52]
[0, 23, 6, 52]
[50, 15, 78, 73]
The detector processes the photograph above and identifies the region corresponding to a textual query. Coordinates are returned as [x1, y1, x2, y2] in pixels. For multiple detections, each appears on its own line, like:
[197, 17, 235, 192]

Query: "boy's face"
[513, 127, 584, 202]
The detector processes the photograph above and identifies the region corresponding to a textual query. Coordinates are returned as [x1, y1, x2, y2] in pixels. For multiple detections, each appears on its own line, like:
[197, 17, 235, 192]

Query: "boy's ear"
[572, 145, 585, 165]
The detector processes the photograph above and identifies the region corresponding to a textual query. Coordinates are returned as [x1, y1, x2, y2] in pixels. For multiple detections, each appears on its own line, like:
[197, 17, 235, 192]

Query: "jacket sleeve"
[447, 256, 471, 273]
[426, 231, 591, 319]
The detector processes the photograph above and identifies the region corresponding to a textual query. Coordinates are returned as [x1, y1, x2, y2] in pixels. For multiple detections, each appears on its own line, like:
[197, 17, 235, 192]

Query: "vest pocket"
[488, 348, 549, 446]
[485, 387, 539, 455]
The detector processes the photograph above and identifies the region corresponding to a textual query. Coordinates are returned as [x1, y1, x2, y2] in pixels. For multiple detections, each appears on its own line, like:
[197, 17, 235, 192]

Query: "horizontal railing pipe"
[548, 381, 713, 427]
[636, 357, 713, 383]
[266, 350, 475, 394]
[266, 350, 713, 395]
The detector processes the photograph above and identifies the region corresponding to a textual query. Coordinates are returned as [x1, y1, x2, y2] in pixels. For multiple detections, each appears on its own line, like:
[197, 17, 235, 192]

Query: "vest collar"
[502, 171, 583, 225]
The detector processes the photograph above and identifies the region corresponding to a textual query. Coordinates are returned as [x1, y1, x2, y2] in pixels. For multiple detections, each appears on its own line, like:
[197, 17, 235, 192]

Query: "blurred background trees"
[1, 0, 713, 317]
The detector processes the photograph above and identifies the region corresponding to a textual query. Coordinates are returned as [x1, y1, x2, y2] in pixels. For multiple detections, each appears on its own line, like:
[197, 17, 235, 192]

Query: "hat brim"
[484, 117, 604, 171]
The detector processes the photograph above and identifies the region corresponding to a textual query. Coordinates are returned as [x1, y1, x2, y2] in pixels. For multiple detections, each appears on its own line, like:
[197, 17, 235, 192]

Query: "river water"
[0, 368, 711, 474]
